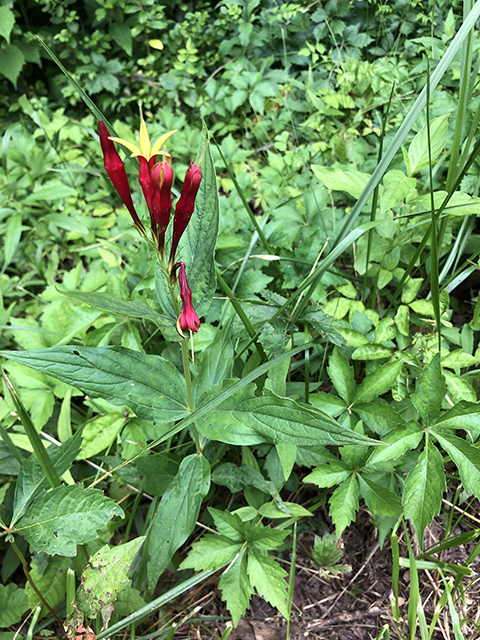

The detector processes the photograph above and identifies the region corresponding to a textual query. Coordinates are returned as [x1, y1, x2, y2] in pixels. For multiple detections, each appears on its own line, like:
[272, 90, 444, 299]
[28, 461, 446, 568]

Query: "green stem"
[181, 338, 201, 454]
[2, 370, 61, 489]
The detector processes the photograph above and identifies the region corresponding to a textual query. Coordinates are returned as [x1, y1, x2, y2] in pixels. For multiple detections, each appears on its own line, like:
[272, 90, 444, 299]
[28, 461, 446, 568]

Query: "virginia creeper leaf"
[432, 431, 480, 500]
[218, 547, 252, 626]
[353, 359, 404, 405]
[327, 347, 355, 405]
[403, 437, 446, 549]
[329, 474, 359, 536]
[247, 549, 289, 618]
[411, 354, 445, 425]
[180, 535, 242, 571]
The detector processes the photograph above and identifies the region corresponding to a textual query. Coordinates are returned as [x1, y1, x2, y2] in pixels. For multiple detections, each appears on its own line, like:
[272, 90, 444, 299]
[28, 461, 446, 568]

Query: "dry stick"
[320, 543, 380, 618]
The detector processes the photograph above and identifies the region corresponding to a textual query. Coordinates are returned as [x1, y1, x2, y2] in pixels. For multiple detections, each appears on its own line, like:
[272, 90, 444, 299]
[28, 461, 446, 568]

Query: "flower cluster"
[99, 116, 203, 336]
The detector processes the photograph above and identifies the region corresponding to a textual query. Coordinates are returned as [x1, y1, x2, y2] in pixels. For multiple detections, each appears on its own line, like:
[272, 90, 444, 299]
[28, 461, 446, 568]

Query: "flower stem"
[180, 338, 201, 454]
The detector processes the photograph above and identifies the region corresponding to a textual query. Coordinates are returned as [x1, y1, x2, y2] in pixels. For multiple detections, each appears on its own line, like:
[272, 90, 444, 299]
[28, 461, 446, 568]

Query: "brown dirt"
[160, 506, 480, 640]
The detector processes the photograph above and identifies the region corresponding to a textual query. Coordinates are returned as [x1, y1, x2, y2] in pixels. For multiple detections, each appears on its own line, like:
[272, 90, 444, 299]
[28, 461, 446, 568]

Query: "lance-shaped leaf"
[353, 358, 404, 405]
[218, 547, 252, 627]
[411, 354, 445, 425]
[403, 438, 446, 549]
[1, 346, 188, 422]
[431, 400, 480, 431]
[13, 485, 124, 555]
[329, 474, 359, 536]
[196, 386, 377, 447]
[180, 535, 242, 571]
[432, 431, 480, 500]
[327, 347, 355, 405]
[247, 549, 289, 619]
[148, 454, 211, 591]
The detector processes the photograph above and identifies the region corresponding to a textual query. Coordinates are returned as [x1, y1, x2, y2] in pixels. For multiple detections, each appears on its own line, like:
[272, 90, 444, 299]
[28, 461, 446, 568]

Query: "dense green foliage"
[2, 1, 480, 638]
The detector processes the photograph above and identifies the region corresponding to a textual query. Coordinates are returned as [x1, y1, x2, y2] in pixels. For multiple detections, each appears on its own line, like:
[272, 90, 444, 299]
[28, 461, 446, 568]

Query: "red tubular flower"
[98, 120, 145, 233]
[169, 164, 202, 264]
[151, 160, 174, 254]
[175, 262, 200, 337]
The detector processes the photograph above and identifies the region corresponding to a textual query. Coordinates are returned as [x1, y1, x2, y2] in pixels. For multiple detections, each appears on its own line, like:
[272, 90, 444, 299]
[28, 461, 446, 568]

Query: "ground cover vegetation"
[1, 0, 480, 637]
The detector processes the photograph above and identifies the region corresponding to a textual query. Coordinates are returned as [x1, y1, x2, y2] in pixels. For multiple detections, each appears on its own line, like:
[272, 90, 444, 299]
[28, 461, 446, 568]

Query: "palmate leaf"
[353, 359, 405, 405]
[1, 346, 188, 422]
[329, 474, 359, 536]
[13, 485, 124, 555]
[411, 354, 446, 425]
[148, 454, 211, 591]
[180, 535, 242, 571]
[403, 437, 446, 550]
[247, 549, 289, 619]
[219, 548, 253, 627]
[432, 431, 480, 500]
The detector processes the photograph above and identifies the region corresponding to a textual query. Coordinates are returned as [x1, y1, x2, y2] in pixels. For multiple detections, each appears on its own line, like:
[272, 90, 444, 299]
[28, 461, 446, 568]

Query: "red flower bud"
[98, 120, 145, 233]
[169, 164, 202, 264]
[175, 262, 200, 337]
[151, 160, 174, 254]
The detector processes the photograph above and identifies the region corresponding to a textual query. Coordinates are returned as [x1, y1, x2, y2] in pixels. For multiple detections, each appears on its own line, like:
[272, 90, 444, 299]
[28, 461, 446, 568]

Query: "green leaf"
[304, 461, 351, 488]
[275, 443, 297, 481]
[432, 431, 480, 500]
[311, 166, 372, 200]
[309, 392, 346, 417]
[367, 421, 423, 465]
[411, 354, 445, 424]
[211, 463, 276, 496]
[403, 438, 446, 549]
[0, 7, 15, 43]
[194, 324, 234, 403]
[24, 183, 76, 203]
[353, 359, 404, 404]
[353, 402, 405, 436]
[218, 547, 252, 627]
[327, 347, 355, 404]
[77, 538, 145, 618]
[249, 523, 290, 550]
[0, 44, 24, 87]
[352, 344, 392, 360]
[432, 401, 480, 431]
[62, 290, 174, 331]
[12, 429, 83, 526]
[257, 501, 312, 520]
[209, 507, 245, 541]
[329, 474, 359, 536]
[406, 114, 450, 176]
[247, 549, 289, 618]
[14, 485, 124, 555]
[77, 413, 126, 459]
[109, 22, 132, 55]
[136, 453, 179, 496]
[0, 584, 28, 627]
[180, 535, 242, 571]
[443, 370, 476, 403]
[3, 213, 22, 269]
[148, 454, 211, 590]
[197, 386, 376, 447]
[1, 346, 188, 422]
[25, 555, 69, 616]
[441, 350, 477, 369]
[358, 476, 402, 518]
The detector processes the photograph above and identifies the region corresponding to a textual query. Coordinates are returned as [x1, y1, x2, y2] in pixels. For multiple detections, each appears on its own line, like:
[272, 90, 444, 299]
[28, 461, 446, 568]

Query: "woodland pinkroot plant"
[98, 114, 203, 338]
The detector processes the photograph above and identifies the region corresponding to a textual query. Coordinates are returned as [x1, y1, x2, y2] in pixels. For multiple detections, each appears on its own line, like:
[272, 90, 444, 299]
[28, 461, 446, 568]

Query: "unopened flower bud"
[169, 164, 202, 264]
